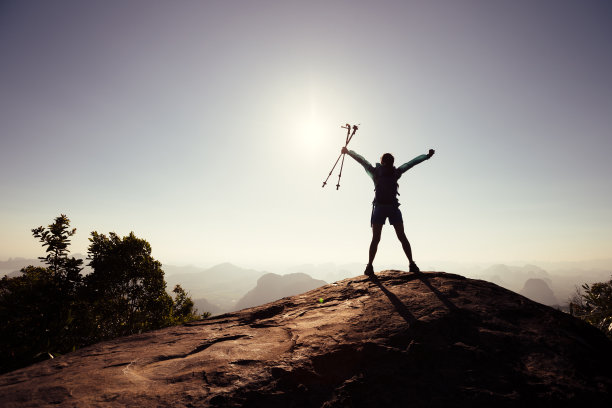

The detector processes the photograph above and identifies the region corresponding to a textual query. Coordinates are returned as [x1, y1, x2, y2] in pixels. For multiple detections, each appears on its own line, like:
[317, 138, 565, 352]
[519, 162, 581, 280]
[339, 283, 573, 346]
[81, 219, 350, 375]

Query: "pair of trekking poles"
[321, 123, 359, 190]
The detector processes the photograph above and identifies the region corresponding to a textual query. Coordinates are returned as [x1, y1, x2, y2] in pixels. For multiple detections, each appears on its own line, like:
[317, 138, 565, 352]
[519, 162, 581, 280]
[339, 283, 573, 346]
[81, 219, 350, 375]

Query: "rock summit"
[1, 271, 611, 407]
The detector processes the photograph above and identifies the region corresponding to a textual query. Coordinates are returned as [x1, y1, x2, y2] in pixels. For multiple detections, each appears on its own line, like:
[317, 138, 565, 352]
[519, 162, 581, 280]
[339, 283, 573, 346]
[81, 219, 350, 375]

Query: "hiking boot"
[364, 264, 374, 276]
[409, 262, 420, 273]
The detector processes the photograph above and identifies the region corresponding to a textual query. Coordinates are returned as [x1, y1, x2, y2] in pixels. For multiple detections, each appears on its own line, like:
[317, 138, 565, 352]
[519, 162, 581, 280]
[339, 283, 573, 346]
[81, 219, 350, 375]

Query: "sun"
[294, 113, 330, 152]
[286, 82, 342, 153]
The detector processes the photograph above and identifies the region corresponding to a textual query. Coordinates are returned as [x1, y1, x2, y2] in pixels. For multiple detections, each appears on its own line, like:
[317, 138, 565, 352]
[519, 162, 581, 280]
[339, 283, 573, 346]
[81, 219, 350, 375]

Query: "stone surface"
[1, 271, 611, 407]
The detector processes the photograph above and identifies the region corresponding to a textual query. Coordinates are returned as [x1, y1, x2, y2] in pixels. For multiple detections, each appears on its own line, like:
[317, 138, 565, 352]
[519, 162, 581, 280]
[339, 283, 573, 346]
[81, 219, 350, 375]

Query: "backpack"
[373, 164, 399, 205]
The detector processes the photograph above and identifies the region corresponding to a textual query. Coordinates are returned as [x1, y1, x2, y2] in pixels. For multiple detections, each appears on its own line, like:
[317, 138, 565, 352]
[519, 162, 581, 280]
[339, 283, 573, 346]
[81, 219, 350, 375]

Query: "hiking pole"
[335, 124, 358, 189]
[321, 124, 359, 188]
[321, 124, 350, 188]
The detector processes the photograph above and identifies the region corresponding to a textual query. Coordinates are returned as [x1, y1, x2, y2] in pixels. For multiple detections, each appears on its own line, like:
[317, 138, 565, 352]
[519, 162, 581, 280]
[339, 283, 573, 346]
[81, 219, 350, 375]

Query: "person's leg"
[368, 223, 383, 266]
[392, 223, 414, 264]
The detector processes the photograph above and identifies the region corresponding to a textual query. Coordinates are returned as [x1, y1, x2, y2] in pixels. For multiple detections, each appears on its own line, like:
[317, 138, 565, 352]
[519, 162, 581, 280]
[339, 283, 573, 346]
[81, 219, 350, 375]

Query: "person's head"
[380, 153, 394, 167]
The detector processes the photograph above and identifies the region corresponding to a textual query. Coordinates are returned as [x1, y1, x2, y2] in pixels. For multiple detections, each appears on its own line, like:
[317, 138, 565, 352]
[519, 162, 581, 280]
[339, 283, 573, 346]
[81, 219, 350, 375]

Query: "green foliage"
[1, 267, 57, 372]
[0, 215, 87, 373]
[86, 231, 175, 339]
[171, 284, 200, 324]
[32, 214, 83, 282]
[0, 215, 207, 374]
[570, 277, 612, 339]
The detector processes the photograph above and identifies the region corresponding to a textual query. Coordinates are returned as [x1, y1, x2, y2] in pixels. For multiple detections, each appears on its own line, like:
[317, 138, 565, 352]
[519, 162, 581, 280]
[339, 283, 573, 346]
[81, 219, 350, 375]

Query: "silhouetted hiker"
[342, 146, 435, 275]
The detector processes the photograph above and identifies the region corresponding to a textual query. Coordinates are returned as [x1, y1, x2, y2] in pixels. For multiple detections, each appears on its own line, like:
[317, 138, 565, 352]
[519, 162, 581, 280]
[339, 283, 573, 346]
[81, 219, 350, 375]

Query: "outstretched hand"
[427, 149, 435, 158]
[341, 146, 349, 154]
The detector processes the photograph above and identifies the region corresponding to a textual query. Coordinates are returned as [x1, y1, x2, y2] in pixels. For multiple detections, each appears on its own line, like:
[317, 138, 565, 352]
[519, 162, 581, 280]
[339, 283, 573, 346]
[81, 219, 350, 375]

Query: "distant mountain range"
[165, 265, 328, 315]
[3, 257, 611, 312]
[0, 258, 43, 276]
[472, 264, 552, 293]
[192, 297, 222, 316]
[235, 272, 327, 311]
[163, 263, 265, 313]
[471, 264, 611, 306]
[281, 263, 362, 283]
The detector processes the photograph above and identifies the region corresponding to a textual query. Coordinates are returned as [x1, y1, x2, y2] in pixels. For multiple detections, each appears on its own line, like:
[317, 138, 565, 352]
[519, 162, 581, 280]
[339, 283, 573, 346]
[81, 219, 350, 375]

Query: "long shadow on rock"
[412, 271, 460, 312]
[368, 273, 417, 326]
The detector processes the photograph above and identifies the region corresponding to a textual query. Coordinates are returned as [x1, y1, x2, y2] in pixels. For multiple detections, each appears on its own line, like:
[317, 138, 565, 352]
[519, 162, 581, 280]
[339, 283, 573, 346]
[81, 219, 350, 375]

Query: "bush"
[570, 277, 612, 339]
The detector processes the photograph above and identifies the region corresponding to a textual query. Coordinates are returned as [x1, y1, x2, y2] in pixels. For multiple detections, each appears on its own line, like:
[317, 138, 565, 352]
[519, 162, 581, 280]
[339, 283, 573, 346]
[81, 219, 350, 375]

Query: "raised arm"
[397, 149, 435, 176]
[342, 147, 375, 180]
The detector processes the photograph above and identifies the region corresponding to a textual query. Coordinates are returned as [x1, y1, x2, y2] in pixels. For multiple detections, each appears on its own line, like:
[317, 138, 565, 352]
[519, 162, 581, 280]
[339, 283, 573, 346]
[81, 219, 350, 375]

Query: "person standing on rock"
[341, 146, 435, 275]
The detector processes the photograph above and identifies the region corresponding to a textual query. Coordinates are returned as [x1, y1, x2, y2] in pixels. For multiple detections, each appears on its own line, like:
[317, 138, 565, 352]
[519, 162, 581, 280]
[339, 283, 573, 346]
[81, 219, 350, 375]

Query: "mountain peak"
[520, 278, 559, 305]
[1, 271, 610, 406]
[235, 272, 327, 310]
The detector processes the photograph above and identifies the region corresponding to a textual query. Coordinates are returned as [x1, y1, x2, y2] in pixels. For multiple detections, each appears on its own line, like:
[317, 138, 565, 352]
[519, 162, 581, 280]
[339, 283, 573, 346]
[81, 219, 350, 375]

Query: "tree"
[0, 215, 87, 373]
[171, 284, 201, 323]
[86, 231, 175, 339]
[1, 216, 202, 374]
[1, 267, 57, 372]
[570, 277, 612, 339]
[31, 214, 82, 281]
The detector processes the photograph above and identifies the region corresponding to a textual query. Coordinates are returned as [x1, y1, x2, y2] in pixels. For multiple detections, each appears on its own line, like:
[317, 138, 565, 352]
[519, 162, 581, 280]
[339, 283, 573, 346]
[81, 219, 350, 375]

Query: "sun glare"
[297, 118, 326, 150]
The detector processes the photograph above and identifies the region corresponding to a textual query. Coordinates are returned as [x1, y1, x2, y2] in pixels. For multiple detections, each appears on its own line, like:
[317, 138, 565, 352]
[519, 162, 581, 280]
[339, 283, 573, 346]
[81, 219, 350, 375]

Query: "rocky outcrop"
[235, 272, 327, 310]
[1, 271, 611, 407]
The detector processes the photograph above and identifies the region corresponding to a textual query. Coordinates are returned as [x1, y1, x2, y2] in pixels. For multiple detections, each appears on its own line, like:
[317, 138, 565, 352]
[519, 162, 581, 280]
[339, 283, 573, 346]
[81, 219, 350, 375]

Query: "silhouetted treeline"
[0, 215, 203, 374]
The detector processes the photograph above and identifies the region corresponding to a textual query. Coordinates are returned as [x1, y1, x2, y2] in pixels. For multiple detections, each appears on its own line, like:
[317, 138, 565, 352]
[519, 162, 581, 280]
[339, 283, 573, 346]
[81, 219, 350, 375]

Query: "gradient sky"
[1, 0, 611, 270]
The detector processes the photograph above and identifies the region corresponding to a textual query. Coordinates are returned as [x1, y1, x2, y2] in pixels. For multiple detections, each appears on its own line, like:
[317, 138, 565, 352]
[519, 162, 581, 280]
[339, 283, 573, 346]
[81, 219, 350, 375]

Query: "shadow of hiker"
[369, 274, 418, 326]
[369, 272, 461, 328]
[412, 272, 459, 312]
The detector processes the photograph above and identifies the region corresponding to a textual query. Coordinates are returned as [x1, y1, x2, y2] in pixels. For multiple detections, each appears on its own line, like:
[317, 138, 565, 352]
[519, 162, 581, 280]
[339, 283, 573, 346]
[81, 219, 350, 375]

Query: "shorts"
[371, 205, 403, 226]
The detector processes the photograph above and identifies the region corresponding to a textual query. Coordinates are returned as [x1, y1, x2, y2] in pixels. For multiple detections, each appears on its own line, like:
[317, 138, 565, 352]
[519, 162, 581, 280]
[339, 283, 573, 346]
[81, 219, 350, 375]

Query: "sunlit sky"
[1, 0, 611, 270]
